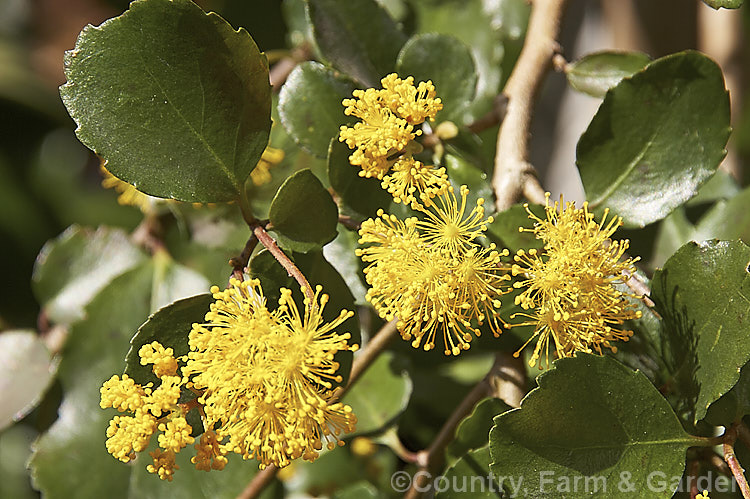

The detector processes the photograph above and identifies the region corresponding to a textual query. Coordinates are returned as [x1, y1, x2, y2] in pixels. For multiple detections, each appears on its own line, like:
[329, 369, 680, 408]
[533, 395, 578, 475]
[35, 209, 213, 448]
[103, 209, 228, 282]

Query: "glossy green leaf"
[124, 294, 213, 387]
[322, 226, 368, 304]
[327, 138, 390, 219]
[444, 153, 495, 207]
[342, 352, 412, 436]
[269, 169, 338, 252]
[651, 240, 750, 423]
[410, 0, 529, 119]
[651, 208, 696, 269]
[489, 354, 697, 498]
[30, 266, 154, 499]
[61, 0, 271, 202]
[333, 481, 379, 499]
[306, 0, 406, 86]
[705, 361, 750, 427]
[278, 61, 356, 158]
[0, 425, 40, 499]
[577, 51, 730, 228]
[448, 398, 511, 460]
[566, 51, 651, 98]
[396, 33, 477, 124]
[486, 203, 545, 254]
[32, 226, 146, 325]
[694, 185, 750, 244]
[0, 330, 55, 431]
[702, 0, 743, 8]
[438, 446, 505, 498]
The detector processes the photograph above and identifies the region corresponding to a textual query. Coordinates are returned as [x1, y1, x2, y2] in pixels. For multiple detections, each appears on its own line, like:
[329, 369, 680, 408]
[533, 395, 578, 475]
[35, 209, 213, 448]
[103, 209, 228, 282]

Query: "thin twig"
[491, 0, 568, 211]
[405, 355, 516, 498]
[723, 423, 750, 498]
[688, 458, 700, 499]
[227, 236, 259, 287]
[251, 223, 315, 304]
[466, 95, 509, 135]
[235, 319, 400, 499]
[338, 214, 362, 232]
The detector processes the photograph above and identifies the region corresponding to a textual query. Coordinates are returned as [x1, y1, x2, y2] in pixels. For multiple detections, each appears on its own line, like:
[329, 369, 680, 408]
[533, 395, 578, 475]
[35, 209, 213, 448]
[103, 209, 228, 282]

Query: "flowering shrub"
[4, 0, 750, 497]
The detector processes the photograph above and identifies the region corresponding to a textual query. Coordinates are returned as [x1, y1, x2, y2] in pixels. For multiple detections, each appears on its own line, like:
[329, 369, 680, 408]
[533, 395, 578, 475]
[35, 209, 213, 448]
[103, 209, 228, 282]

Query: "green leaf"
[278, 61, 356, 158]
[322, 226, 368, 304]
[124, 294, 213, 388]
[489, 354, 697, 498]
[437, 446, 504, 498]
[705, 361, 750, 426]
[566, 51, 651, 98]
[0, 330, 55, 431]
[448, 398, 511, 460]
[577, 50, 730, 228]
[342, 352, 412, 436]
[396, 33, 477, 125]
[702, 0, 743, 8]
[248, 248, 294, 306]
[444, 153, 495, 207]
[306, 0, 406, 86]
[269, 169, 338, 252]
[61, 0, 271, 202]
[409, 0, 530, 119]
[693, 185, 750, 244]
[30, 265, 154, 499]
[486, 203, 545, 254]
[651, 240, 750, 423]
[327, 138, 390, 219]
[32, 226, 146, 325]
[333, 481, 379, 499]
[0, 425, 40, 499]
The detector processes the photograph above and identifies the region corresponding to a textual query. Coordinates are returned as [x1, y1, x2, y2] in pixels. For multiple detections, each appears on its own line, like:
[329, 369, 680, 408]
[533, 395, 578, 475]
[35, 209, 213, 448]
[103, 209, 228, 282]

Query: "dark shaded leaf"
[61, 0, 271, 202]
[306, 0, 406, 86]
[269, 169, 338, 252]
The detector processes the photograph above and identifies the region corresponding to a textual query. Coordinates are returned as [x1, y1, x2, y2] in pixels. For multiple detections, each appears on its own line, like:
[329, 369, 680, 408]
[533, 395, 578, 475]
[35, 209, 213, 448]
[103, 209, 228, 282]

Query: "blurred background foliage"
[2, 0, 750, 497]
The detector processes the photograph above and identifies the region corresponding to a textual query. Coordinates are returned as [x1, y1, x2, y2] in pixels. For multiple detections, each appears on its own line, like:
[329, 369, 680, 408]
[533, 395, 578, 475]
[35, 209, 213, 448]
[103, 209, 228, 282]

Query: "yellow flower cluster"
[510, 195, 642, 368]
[183, 279, 358, 470]
[100, 280, 358, 479]
[339, 74, 449, 208]
[357, 185, 510, 356]
[99, 342, 191, 481]
[343, 75, 643, 364]
[250, 146, 285, 186]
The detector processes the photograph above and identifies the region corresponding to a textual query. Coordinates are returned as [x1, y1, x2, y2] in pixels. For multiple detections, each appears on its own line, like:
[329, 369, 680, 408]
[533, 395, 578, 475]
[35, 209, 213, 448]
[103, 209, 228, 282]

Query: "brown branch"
[723, 423, 750, 498]
[467, 94, 509, 135]
[338, 214, 362, 232]
[405, 354, 521, 499]
[227, 236, 259, 287]
[491, 0, 568, 211]
[237, 465, 278, 499]
[235, 319, 400, 499]
[251, 223, 315, 304]
[688, 458, 700, 499]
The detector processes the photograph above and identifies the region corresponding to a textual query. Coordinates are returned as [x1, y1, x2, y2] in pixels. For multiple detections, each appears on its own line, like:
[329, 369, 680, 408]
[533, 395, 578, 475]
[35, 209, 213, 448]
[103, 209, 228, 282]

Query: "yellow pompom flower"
[381, 157, 450, 208]
[510, 194, 642, 368]
[417, 185, 494, 254]
[356, 187, 510, 355]
[182, 278, 358, 470]
[339, 73, 444, 196]
[100, 344, 195, 478]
